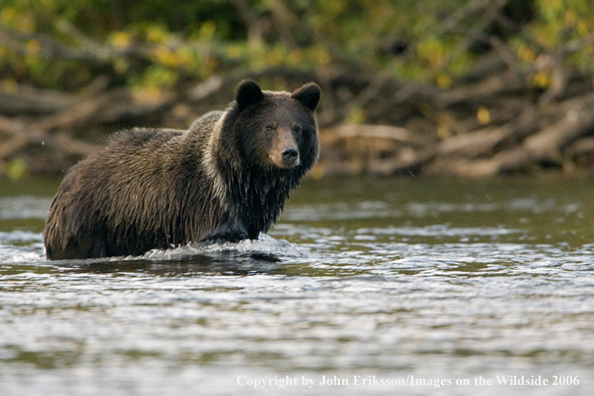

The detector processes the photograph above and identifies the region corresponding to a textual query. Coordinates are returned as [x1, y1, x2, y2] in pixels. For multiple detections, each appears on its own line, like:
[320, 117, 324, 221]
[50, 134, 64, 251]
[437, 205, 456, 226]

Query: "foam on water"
[141, 233, 310, 261]
[0, 230, 312, 266]
[0, 231, 45, 264]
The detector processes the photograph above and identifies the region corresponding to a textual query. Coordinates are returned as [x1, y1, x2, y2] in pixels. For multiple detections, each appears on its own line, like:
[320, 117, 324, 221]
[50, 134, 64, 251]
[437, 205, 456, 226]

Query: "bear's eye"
[265, 125, 275, 133]
[293, 125, 302, 137]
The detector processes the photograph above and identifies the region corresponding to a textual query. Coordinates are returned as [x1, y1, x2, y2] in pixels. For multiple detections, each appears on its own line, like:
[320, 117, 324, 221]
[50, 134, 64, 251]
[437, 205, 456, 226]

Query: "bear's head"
[231, 80, 321, 172]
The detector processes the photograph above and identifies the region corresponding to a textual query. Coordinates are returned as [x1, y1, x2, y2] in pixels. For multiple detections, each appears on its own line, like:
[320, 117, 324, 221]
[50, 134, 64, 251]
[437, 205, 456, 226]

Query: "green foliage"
[511, 0, 594, 88]
[0, 0, 593, 92]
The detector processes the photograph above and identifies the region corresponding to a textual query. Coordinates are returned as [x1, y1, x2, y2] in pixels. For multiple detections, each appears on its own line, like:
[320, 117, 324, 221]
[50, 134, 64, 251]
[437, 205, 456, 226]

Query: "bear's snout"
[270, 127, 301, 169]
[281, 146, 299, 163]
[274, 144, 299, 168]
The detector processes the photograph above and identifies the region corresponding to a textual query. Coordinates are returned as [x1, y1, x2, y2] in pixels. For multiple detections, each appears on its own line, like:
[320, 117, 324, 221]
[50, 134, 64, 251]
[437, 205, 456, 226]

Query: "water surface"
[1, 177, 593, 395]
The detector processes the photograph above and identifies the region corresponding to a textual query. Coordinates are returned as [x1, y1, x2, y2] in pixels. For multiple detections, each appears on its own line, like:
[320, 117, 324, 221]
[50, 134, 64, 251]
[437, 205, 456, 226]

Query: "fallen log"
[425, 147, 532, 177]
[524, 93, 594, 164]
[0, 114, 97, 161]
[1, 64, 594, 178]
[0, 87, 77, 116]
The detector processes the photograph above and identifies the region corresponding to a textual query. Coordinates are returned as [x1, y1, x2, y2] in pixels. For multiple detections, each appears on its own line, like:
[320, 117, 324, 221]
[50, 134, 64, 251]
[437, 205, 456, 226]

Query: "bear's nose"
[281, 146, 299, 163]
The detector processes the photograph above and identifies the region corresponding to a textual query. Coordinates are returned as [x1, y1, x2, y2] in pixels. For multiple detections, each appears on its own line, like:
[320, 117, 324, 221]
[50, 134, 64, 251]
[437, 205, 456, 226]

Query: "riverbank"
[2, 67, 594, 179]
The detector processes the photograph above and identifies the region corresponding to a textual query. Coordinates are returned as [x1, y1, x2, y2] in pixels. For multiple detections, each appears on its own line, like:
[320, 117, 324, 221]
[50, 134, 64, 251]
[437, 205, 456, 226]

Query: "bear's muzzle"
[281, 146, 299, 166]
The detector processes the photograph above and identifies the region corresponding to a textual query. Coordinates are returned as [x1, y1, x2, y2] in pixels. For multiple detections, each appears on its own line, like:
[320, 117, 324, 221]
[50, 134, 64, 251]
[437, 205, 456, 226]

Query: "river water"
[1, 177, 593, 395]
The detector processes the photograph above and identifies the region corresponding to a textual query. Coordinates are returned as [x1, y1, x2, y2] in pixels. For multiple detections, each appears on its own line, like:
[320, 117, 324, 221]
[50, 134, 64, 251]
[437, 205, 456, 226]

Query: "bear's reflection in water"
[52, 250, 285, 276]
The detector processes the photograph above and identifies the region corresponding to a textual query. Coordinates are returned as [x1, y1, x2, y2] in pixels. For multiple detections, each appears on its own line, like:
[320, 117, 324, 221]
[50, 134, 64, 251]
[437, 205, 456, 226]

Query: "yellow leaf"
[1, 79, 19, 93]
[267, 48, 284, 66]
[199, 21, 216, 40]
[315, 47, 331, 66]
[346, 108, 367, 125]
[153, 46, 180, 67]
[517, 44, 536, 63]
[26, 39, 41, 56]
[437, 125, 450, 139]
[477, 107, 490, 124]
[288, 49, 305, 65]
[114, 58, 129, 74]
[0, 7, 17, 24]
[564, 9, 577, 26]
[111, 32, 131, 49]
[530, 70, 551, 88]
[6, 158, 28, 181]
[146, 26, 168, 43]
[436, 73, 452, 89]
[226, 45, 243, 60]
[577, 19, 591, 36]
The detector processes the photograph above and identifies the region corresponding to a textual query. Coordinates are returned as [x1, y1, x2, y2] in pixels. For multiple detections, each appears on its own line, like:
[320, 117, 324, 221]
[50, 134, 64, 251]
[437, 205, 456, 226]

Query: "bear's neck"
[198, 110, 305, 239]
[225, 165, 296, 238]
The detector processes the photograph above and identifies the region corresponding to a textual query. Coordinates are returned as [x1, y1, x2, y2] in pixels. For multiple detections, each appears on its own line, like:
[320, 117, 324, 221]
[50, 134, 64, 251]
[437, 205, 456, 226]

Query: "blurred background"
[0, 0, 594, 179]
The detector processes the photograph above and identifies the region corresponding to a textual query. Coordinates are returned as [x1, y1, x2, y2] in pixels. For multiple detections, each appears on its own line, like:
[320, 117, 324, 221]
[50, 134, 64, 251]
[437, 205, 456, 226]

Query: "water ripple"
[2, 178, 594, 395]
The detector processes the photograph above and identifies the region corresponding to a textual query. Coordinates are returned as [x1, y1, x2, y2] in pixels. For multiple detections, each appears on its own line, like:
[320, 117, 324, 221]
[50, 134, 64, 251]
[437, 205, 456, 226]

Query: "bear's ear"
[292, 83, 321, 111]
[236, 80, 264, 111]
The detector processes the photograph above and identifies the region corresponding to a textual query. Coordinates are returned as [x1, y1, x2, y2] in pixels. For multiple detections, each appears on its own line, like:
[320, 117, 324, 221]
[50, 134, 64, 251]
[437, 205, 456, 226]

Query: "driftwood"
[1, 61, 594, 178]
[0, 86, 176, 174]
[0, 88, 77, 116]
[524, 93, 594, 163]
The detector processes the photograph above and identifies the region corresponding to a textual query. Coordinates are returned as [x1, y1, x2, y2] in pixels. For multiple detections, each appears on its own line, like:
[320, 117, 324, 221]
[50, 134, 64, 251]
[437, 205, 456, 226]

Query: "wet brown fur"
[44, 80, 320, 260]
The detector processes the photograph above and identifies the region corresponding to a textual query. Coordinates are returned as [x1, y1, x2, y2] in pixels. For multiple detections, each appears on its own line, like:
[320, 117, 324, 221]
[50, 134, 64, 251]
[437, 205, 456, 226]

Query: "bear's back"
[44, 123, 219, 259]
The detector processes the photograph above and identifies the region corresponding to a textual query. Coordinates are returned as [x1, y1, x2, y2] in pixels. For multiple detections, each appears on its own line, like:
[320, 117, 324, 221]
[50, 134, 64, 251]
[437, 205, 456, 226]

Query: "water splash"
[0, 231, 45, 264]
[0, 231, 311, 266]
[141, 233, 310, 262]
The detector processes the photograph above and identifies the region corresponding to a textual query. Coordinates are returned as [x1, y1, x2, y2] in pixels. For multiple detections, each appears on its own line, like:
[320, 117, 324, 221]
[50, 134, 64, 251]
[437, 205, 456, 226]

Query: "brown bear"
[44, 80, 321, 260]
